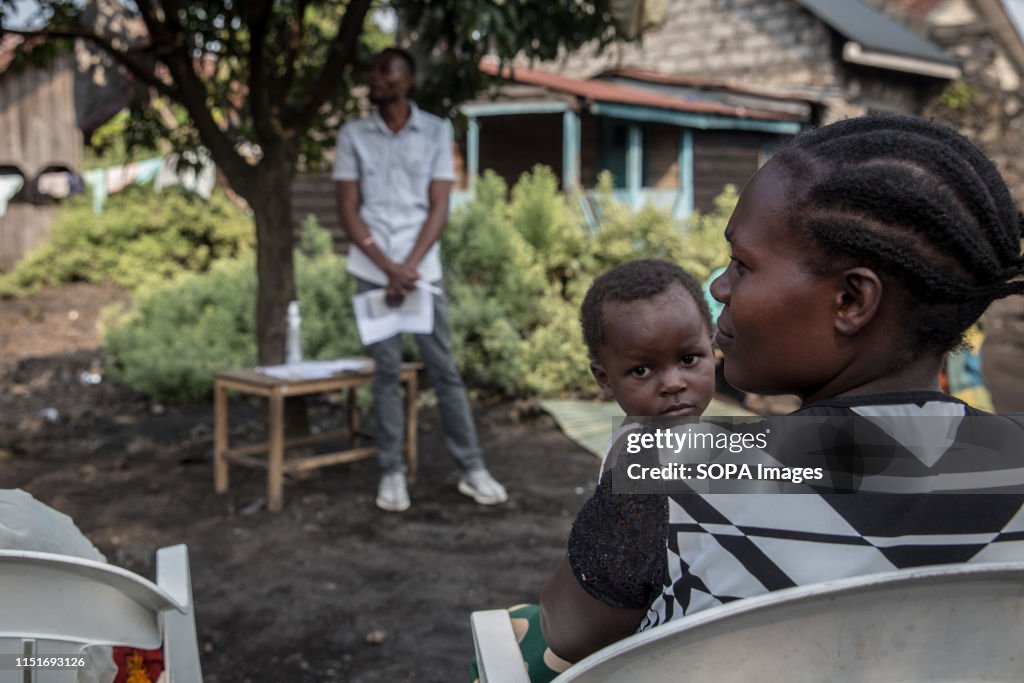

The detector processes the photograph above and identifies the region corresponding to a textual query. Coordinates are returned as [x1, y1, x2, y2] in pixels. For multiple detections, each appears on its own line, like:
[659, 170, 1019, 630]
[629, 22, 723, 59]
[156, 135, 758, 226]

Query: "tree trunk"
[248, 171, 297, 366]
[246, 166, 312, 439]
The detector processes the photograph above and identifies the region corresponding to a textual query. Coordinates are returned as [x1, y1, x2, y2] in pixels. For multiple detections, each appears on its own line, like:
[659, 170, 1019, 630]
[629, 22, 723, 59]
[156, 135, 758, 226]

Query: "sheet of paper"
[353, 286, 434, 346]
[257, 358, 373, 380]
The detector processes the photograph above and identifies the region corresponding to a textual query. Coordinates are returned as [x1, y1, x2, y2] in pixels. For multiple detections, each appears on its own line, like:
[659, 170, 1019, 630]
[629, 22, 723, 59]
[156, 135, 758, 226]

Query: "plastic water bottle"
[286, 300, 303, 366]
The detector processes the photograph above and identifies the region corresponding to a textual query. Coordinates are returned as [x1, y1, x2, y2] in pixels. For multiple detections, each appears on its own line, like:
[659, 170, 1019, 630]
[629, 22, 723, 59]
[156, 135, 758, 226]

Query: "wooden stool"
[213, 362, 422, 512]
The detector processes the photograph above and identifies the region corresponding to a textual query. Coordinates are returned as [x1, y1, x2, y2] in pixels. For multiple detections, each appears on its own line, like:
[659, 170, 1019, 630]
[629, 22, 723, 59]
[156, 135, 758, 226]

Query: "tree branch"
[134, 0, 180, 53]
[245, 0, 277, 146]
[4, 26, 174, 98]
[133, 1, 253, 190]
[282, 0, 373, 133]
[280, 0, 310, 102]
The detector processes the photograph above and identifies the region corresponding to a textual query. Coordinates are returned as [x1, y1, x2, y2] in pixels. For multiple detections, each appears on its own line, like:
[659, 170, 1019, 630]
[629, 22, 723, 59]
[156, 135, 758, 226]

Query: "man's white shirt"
[332, 102, 455, 286]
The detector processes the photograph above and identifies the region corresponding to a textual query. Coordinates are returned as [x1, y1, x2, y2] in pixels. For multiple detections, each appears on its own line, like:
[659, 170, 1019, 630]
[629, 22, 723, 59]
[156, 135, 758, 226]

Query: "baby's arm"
[539, 471, 667, 662]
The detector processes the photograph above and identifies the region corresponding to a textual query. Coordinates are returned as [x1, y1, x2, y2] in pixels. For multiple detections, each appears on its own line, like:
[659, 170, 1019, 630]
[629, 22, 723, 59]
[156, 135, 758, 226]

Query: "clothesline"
[81, 149, 217, 214]
[0, 175, 23, 217]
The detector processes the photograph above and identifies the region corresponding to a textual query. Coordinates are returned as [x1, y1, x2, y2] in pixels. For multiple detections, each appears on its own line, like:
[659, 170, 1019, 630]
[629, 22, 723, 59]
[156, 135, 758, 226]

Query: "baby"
[579, 258, 717, 471]
[470, 259, 719, 683]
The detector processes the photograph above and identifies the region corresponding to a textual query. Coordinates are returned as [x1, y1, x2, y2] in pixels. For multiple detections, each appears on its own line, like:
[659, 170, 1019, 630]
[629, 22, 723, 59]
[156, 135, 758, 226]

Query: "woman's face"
[709, 163, 846, 400]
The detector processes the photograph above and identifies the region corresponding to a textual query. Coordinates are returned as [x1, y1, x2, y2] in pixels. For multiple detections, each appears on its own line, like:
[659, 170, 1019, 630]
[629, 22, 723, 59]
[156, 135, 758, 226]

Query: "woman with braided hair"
[538, 114, 1024, 664]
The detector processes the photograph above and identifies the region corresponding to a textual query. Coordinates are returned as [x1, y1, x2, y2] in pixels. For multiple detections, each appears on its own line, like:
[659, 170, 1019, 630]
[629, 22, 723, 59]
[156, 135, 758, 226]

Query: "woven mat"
[539, 398, 753, 458]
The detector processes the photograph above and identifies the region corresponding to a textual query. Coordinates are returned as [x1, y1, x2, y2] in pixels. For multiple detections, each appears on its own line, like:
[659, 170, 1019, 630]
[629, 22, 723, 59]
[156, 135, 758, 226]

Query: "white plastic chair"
[472, 562, 1024, 682]
[0, 544, 203, 683]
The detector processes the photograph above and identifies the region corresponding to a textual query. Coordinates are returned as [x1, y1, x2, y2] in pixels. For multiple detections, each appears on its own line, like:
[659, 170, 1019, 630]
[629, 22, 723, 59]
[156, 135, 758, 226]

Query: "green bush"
[103, 220, 359, 402]
[0, 185, 254, 296]
[508, 165, 589, 289]
[102, 256, 259, 401]
[939, 81, 978, 111]
[103, 168, 739, 403]
[677, 183, 737, 284]
[444, 167, 736, 398]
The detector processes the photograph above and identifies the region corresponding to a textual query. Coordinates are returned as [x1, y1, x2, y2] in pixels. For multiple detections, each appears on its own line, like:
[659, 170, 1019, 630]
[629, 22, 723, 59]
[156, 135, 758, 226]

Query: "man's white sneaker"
[376, 472, 410, 512]
[458, 469, 509, 505]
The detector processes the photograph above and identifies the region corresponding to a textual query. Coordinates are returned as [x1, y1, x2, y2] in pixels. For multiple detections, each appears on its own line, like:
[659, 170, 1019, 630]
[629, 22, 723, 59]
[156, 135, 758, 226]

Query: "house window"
[598, 119, 648, 188]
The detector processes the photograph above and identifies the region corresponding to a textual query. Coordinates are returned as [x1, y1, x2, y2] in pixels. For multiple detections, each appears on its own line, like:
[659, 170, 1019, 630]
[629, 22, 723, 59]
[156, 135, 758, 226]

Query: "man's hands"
[384, 260, 420, 305]
[336, 177, 444, 307]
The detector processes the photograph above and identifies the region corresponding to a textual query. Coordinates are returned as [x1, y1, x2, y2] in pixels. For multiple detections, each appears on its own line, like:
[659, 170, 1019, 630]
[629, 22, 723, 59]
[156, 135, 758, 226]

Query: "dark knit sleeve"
[566, 470, 668, 610]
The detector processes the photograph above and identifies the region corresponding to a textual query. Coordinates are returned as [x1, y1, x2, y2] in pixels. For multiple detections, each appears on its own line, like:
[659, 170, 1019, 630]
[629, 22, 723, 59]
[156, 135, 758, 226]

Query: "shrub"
[443, 167, 735, 398]
[939, 81, 978, 111]
[103, 255, 259, 402]
[676, 183, 737, 284]
[588, 173, 679, 265]
[507, 165, 589, 290]
[103, 220, 358, 402]
[443, 171, 556, 395]
[0, 185, 254, 296]
[519, 297, 592, 396]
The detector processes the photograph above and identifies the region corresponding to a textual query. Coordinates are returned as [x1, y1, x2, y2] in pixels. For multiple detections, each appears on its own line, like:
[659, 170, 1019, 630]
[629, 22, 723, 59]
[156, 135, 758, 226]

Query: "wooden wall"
[0, 204, 56, 270]
[0, 55, 82, 172]
[477, 113, 564, 189]
[0, 55, 82, 271]
[692, 129, 764, 212]
[576, 112, 597, 187]
[291, 173, 346, 251]
[646, 123, 680, 190]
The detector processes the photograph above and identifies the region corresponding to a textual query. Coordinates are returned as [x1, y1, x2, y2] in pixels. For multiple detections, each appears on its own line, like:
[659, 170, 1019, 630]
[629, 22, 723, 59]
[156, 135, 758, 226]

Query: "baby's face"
[591, 283, 715, 417]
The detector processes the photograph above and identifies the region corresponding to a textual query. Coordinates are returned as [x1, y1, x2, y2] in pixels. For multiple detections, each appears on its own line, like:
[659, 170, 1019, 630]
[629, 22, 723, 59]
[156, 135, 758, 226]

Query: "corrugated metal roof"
[478, 61, 810, 122]
[796, 0, 957, 65]
[602, 68, 825, 103]
[602, 69, 818, 118]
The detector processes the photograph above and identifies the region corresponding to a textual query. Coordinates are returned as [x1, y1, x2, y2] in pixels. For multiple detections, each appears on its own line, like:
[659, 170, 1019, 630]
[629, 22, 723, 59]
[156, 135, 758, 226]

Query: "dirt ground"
[1, 283, 1022, 682]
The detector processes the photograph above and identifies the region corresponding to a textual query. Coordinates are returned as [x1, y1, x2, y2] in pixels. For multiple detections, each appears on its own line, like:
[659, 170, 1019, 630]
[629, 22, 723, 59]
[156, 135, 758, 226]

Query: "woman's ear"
[833, 267, 883, 336]
[590, 362, 614, 399]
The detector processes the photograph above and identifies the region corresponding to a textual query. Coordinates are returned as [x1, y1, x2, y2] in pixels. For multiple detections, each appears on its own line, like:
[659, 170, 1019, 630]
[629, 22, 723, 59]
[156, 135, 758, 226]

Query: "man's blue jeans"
[355, 278, 485, 475]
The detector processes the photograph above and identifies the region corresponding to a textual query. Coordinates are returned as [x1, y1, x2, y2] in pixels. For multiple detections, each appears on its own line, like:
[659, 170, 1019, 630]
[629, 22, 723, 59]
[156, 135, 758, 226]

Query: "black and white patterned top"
[566, 392, 1024, 631]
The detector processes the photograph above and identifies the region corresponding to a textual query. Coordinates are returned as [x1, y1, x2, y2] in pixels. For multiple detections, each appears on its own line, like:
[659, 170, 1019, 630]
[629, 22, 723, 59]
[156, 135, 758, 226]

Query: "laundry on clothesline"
[36, 172, 72, 199]
[0, 175, 24, 217]
[154, 151, 216, 200]
[82, 150, 216, 213]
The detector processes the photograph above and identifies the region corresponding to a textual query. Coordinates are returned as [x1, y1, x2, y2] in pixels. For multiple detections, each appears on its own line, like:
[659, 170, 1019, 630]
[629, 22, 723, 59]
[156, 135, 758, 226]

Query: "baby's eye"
[630, 366, 651, 378]
[680, 354, 698, 367]
[730, 256, 748, 275]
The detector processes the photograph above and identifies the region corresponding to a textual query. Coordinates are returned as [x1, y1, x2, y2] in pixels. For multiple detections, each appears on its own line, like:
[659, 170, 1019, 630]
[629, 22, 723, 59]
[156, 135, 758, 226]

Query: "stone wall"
[929, 21, 1024, 196]
[548, 0, 946, 123]
[553, 0, 842, 98]
[862, 0, 1024, 198]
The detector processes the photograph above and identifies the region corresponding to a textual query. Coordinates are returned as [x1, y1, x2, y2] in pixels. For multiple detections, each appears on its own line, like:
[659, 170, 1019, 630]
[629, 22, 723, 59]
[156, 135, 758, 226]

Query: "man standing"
[333, 48, 508, 512]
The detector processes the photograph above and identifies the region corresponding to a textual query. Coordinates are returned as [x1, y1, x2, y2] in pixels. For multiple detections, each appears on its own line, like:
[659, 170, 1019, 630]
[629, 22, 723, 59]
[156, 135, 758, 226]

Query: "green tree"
[0, 0, 632, 364]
